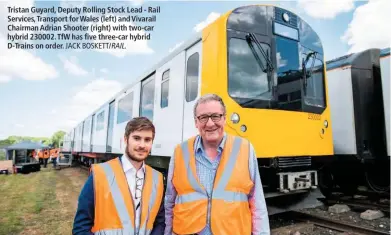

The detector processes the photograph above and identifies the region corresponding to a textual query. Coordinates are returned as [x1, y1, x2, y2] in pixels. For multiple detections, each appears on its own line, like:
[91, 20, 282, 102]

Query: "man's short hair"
[124, 117, 155, 139]
[193, 93, 226, 118]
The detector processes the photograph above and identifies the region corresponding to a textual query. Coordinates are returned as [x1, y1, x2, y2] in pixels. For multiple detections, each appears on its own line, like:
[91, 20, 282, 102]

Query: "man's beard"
[125, 148, 146, 162]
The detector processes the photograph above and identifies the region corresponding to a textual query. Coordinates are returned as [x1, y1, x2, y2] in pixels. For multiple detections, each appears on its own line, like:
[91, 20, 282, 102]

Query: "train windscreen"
[227, 5, 326, 114]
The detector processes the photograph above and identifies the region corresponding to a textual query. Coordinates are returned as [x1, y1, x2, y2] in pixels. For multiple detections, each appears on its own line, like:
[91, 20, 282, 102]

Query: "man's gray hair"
[193, 93, 226, 118]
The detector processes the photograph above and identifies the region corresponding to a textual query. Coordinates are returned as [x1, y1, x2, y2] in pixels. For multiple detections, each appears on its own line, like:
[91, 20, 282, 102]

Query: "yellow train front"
[200, 5, 333, 195]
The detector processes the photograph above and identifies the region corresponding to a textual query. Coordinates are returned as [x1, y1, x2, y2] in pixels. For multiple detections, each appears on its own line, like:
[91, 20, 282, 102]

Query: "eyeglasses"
[196, 113, 224, 124]
[135, 175, 144, 199]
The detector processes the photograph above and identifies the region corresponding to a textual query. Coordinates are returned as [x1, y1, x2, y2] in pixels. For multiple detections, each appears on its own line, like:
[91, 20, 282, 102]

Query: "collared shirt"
[122, 154, 146, 233]
[164, 133, 270, 235]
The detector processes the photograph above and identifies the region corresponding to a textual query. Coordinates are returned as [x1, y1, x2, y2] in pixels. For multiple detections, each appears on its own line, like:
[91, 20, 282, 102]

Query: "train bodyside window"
[161, 69, 170, 108]
[96, 111, 105, 131]
[140, 75, 156, 121]
[117, 92, 134, 124]
[185, 53, 199, 102]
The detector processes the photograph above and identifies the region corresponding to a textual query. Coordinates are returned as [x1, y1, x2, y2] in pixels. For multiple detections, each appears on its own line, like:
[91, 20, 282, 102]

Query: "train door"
[90, 113, 95, 152]
[153, 52, 185, 156]
[106, 101, 115, 153]
[71, 129, 75, 151]
[182, 41, 202, 141]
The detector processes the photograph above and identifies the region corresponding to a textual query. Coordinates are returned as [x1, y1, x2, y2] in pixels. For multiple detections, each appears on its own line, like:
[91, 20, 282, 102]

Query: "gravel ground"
[270, 203, 390, 235]
[271, 221, 343, 235]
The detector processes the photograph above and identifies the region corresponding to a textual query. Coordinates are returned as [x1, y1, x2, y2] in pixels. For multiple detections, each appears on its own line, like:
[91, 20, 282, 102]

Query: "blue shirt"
[194, 134, 225, 235]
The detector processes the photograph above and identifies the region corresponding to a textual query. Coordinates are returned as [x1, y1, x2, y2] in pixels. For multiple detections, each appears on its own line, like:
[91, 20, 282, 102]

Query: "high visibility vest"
[50, 149, 59, 157]
[43, 150, 49, 159]
[90, 157, 164, 235]
[172, 134, 254, 235]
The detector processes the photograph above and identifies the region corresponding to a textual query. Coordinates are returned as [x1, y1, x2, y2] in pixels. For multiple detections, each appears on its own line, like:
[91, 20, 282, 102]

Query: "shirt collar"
[121, 153, 146, 174]
[195, 132, 227, 154]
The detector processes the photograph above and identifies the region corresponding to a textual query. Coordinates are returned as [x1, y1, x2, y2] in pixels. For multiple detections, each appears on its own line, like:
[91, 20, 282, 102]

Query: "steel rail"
[320, 198, 390, 213]
[288, 211, 390, 235]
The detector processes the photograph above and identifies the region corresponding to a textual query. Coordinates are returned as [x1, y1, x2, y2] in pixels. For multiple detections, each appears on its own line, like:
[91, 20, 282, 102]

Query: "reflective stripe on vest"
[92, 158, 163, 235]
[99, 162, 134, 234]
[173, 135, 252, 235]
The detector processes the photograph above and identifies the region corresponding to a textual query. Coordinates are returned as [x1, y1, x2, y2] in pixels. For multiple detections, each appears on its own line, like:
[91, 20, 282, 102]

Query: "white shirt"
[121, 155, 145, 233]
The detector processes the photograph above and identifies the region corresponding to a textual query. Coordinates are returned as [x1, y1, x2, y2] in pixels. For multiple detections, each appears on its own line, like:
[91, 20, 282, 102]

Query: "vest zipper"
[208, 156, 222, 233]
[139, 171, 146, 235]
[127, 172, 137, 235]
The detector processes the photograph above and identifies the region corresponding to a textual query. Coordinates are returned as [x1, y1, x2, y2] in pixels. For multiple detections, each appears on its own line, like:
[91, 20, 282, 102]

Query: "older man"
[164, 94, 270, 235]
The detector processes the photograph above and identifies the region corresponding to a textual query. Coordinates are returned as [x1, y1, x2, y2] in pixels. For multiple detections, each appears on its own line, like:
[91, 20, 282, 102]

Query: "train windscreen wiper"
[245, 33, 274, 73]
[302, 51, 317, 93]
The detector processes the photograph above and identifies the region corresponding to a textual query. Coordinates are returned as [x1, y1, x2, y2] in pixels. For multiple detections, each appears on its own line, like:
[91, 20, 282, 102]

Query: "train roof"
[380, 47, 390, 57]
[326, 52, 355, 71]
[326, 48, 381, 71]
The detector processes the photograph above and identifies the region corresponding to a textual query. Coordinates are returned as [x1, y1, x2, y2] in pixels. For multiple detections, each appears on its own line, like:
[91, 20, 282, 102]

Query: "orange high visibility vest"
[50, 149, 59, 157]
[90, 157, 164, 234]
[172, 134, 254, 235]
[43, 150, 49, 159]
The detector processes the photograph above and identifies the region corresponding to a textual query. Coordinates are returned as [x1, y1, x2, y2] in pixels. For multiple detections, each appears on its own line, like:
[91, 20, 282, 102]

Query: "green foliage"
[50, 130, 66, 148]
[0, 151, 5, 160]
[0, 130, 66, 149]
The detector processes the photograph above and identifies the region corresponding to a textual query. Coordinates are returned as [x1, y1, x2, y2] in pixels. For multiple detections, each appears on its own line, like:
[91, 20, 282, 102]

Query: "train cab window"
[161, 69, 169, 108]
[185, 53, 199, 102]
[117, 92, 134, 124]
[303, 57, 325, 108]
[140, 75, 155, 121]
[96, 111, 104, 131]
[228, 37, 272, 107]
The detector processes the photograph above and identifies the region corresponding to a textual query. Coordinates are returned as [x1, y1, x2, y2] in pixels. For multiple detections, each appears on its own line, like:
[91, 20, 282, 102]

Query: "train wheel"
[318, 166, 334, 198]
[332, 170, 359, 196]
[365, 161, 390, 194]
[337, 180, 359, 196]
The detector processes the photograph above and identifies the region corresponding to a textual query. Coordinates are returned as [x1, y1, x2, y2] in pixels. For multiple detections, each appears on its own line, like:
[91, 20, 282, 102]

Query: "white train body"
[61, 35, 203, 159]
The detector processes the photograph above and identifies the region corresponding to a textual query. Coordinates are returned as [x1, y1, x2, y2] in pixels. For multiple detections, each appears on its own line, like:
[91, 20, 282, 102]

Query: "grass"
[0, 151, 5, 161]
[0, 165, 88, 235]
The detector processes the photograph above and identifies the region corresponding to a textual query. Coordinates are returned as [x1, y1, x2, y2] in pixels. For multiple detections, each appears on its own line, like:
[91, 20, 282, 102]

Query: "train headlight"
[240, 125, 247, 132]
[324, 120, 328, 128]
[283, 12, 290, 22]
[230, 113, 240, 124]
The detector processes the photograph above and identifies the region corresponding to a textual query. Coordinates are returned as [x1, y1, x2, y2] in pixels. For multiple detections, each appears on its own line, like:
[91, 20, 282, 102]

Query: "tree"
[0, 130, 66, 149]
[50, 130, 66, 148]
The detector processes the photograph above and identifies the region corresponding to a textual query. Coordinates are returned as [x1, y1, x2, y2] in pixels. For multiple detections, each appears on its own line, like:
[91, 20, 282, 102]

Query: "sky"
[0, 0, 390, 139]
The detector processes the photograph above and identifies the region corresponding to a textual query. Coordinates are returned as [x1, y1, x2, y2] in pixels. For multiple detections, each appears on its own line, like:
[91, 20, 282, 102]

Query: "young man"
[164, 94, 270, 235]
[73, 117, 165, 235]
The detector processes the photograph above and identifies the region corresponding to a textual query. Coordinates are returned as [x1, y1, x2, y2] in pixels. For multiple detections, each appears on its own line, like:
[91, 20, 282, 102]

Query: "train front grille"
[277, 156, 312, 168]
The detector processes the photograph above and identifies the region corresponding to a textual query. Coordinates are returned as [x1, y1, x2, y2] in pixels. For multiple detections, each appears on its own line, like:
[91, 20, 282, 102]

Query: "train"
[60, 4, 332, 204]
[318, 47, 390, 196]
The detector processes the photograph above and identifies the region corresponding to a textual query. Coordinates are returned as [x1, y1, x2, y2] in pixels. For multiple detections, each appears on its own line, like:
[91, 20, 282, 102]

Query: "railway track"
[319, 197, 390, 214]
[282, 210, 390, 235]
